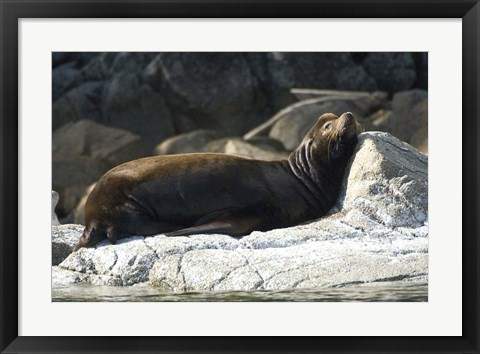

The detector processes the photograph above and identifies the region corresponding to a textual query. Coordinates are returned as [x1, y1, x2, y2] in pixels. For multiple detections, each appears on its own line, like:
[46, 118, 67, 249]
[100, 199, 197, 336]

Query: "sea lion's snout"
[343, 111, 354, 121]
[337, 112, 358, 138]
[337, 112, 364, 137]
[339, 111, 356, 126]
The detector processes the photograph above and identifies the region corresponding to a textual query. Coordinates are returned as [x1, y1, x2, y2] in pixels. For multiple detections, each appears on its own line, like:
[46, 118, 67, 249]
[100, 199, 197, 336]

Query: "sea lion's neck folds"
[288, 141, 337, 210]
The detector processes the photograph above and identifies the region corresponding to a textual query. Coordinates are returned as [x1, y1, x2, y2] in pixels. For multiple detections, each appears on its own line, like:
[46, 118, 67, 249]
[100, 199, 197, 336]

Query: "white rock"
[51, 191, 60, 226]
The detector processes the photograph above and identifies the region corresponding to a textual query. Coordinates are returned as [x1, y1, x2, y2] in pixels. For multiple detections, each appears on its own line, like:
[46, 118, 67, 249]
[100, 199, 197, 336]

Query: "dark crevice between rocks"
[290, 275, 311, 289]
[411, 53, 428, 90]
[109, 250, 119, 272]
[330, 273, 428, 288]
[381, 136, 424, 156]
[238, 252, 265, 290]
[262, 261, 324, 288]
[177, 254, 187, 291]
[211, 256, 249, 290]
[241, 53, 273, 119]
[142, 238, 161, 261]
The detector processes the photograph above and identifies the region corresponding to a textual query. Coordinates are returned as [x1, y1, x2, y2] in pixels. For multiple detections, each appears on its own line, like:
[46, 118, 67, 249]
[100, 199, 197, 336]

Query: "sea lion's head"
[73, 222, 111, 251]
[289, 112, 362, 184]
[306, 112, 363, 167]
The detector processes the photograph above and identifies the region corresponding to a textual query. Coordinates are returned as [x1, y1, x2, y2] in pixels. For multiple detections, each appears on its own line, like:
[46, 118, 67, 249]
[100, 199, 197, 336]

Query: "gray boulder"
[52, 154, 108, 219]
[54, 132, 428, 292]
[144, 53, 268, 134]
[204, 138, 289, 161]
[52, 82, 105, 131]
[53, 119, 145, 167]
[52, 120, 146, 218]
[365, 90, 428, 153]
[153, 129, 227, 155]
[273, 53, 377, 91]
[269, 96, 384, 150]
[101, 72, 175, 151]
[409, 100, 428, 153]
[363, 53, 417, 93]
[52, 62, 81, 101]
[222, 139, 289, 161]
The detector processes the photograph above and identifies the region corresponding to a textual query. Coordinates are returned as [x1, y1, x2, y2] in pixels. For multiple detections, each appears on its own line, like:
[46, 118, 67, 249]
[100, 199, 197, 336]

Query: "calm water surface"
[53, 282, 427, 302]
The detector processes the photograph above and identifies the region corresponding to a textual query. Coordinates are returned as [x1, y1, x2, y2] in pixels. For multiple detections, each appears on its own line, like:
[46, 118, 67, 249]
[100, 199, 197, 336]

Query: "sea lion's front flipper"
[165, 215, 263, 237]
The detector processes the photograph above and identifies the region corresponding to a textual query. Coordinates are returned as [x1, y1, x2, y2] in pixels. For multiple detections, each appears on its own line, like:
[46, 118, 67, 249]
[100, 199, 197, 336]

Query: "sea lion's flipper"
[165, 221, 234, 236]
[106, 227, 118, 245]
[165, 215, 263, 237]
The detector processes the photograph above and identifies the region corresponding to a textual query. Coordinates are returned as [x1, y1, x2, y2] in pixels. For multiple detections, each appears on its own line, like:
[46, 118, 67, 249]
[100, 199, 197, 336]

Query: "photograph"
[51, 52, 429, 302]
[1, 1, 478, 352]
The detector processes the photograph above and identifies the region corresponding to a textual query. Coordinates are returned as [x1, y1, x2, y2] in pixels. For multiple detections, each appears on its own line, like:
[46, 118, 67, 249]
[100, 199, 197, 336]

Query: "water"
[53, 282, 427, 302]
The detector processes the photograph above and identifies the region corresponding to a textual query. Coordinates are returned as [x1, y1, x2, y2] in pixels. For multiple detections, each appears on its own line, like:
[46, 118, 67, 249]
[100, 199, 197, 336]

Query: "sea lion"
[74, 112, 362, 250]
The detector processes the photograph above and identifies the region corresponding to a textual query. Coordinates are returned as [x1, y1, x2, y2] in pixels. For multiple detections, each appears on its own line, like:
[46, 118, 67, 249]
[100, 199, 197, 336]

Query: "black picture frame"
[1, 1, 478, 353]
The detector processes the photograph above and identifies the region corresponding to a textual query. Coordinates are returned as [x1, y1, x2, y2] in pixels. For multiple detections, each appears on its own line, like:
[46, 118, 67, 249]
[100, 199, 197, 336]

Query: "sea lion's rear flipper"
[165, 216, 263, 237]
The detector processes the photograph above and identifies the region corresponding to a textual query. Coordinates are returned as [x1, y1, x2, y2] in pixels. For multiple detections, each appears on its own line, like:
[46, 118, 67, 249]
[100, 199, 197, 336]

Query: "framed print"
[1, 1, 479, 353]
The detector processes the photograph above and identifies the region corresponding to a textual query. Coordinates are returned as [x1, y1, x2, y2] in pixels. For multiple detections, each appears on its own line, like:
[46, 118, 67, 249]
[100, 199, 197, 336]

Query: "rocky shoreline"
[52, 132, 428, 293]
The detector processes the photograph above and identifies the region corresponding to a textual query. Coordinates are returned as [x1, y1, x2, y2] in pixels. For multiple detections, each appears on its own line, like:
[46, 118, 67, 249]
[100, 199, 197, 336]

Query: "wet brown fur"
[75, 112, 362, 250]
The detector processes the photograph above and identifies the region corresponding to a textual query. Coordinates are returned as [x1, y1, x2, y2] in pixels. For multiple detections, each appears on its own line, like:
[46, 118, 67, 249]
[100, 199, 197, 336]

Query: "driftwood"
[290, 88, 375, 98]
[243, 90, 386, 140]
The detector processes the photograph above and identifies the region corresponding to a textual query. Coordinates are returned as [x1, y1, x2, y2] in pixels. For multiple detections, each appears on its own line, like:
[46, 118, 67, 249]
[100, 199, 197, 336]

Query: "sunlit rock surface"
[53, 132, 428, 292]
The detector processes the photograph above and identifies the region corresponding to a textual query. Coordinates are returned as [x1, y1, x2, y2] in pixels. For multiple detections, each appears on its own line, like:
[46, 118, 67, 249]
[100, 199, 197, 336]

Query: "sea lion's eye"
[324, 123, 331, 130]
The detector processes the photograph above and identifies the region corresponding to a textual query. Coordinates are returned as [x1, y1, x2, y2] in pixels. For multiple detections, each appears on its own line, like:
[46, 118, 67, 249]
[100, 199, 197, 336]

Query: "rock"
[363, 53, 417, 93]
[366, 90, 428, 153]
[111, 52, 157, 74]
[269, 96, 383, 150]
[144, 52, 268, 134]
[72, 183, 96, 225]
[223, 139, 289, 160]
[202, 138, 229, 153]
[333, 131, 428, 230]
[52, 52, 427, 141]
[273, 53, 377, 91]
[52, 53, 175, 151]
[52, 266, 121, 287]
[76, 52, 116, 82]
[52, 154, 108, 218]
[52, 62, 81, 101]
[52, 266, 90, 287]
[204, 138, 288, 160]
[52, 81, 104, 131]
[242, 52, 297, 112]
[336, 64, 377, 91]
[52, 52, 98, 68]
[52, 191, 60, 226]
[52, 224, 84, 265]
[55, 132, 428, 292]
[408, 100, 428, 154]
[60, 236, 160, 286]
[53, 119, 145, 167]
[244, 136, 286, 152]
[413, 52, 428, 90]
[153, 129, 227, 155]
[101, 72, 175, 150]
[52, 120, 146, 218]
[392, 89, 428, 113]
